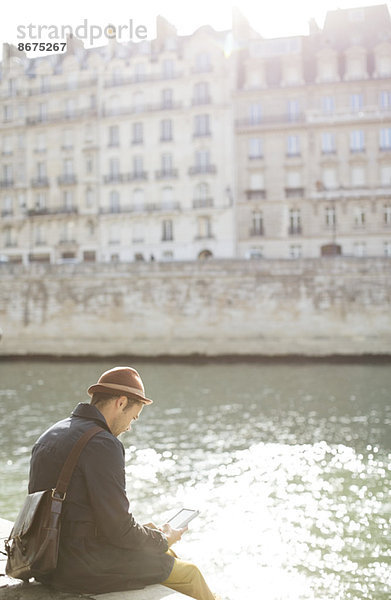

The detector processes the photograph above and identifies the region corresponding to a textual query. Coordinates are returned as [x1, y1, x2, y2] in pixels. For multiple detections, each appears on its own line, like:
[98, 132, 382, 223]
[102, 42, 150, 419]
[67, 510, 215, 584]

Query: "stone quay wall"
[0, 258, 390, 357]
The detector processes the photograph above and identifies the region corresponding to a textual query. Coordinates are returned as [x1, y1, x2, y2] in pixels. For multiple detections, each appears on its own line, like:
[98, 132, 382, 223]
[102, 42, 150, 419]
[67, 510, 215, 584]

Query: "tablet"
[166, 508, 200, 529]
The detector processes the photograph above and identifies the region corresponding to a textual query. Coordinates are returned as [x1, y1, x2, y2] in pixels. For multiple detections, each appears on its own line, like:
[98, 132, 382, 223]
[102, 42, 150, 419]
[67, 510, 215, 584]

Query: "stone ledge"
[0, 519, 187, 600]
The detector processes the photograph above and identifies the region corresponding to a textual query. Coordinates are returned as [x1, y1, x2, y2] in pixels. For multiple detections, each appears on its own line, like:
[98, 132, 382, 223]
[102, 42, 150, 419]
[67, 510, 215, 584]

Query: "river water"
[0, 360, 390, 600]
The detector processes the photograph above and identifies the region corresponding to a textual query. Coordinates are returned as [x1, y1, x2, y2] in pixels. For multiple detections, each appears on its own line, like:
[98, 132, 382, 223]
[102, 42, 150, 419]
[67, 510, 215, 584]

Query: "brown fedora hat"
[87, 366, 153, 404]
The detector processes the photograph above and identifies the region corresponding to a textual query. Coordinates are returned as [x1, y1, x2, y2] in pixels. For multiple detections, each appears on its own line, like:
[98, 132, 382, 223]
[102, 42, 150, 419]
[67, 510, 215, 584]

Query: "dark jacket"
[28, 403, 174, 594]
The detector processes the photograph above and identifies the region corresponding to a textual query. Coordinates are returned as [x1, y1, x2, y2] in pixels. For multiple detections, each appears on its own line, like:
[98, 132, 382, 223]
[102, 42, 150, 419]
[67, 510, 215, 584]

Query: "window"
[86, 156, 93, 174]
[85, 188, 94, 207]
[380, 128, 391, 150]
[162, 219, 173, 241]
[354, 207, 366, 227]
[133, 92, 144, 113]
[286, 170, 302, 188]
[133, 156, 144, 176]
[322, 167, 338, 189]
[134, 63, 146, 82]
[287, 135, 300, 156]
[109, 224, 120, 244]
[251, 211, 263, 236]
[2, 164, 13, 183]
[35, 192, 46, 210]
[63, 159, 73, 176]
[197, 215, 212, 238]
[3, 105, 12, 121]
[321, 96, 335, 114]
[195, 150, 210, 168]
[161, 153, 173, 172]
[249, 103, 262, 125]
[37, 161, 46, 178]
[193, 82, 209, 104]
[161, 119, 173, 141]
[39, 102, 48, 121]
[194, 182, 209, 202]
[64, 99, 75, 118]
[63, 190, 73, 210]
[384, 241, 391, 256]
[289, 209, 301, 233]
[325, 206, 336, 227]
[63, 129, 73, 149]
[384, 205, 391, 225]
[353, 242, 366, 257]
[109, 190, 120, 213]
[132, 122, 143, 144]
[109, 158, 120, 176]
[351, 166, 366, 187]
[380, 91, 391, 109]
[248, 138, 263, 159]
[321, 132, 336, 154]
[287, 99, 300, 121]
[350, 130, 365, 152]
[108, 125, 119, 147]
[162, 59, 175, 78]
[2, 135, 12, 154]
[34, 224, 44, 246]
[289, 244, 302, 258]
[194, 114, 210, 136]
[132, 189, 144, 211]
[2, 196, 13, 216]
[350, 93, 363, 112]
[40, 75, 50, 92]
[195, 52, 211, 72]
[249, 173, 264, 190]
[381, 165, 391, 186]
[161, 89, 173, 109]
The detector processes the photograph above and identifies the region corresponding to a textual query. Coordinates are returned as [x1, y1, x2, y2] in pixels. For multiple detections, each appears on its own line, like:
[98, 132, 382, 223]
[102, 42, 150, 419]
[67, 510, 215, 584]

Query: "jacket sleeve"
[79, 433, 168, 553]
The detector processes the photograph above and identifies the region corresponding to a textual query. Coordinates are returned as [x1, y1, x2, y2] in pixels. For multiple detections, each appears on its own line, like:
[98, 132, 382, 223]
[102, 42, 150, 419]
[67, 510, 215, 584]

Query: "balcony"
[191, 65, 213, 74]
[288, 226, 302, 235]
[192, 198, 214, 209]
[31, 177, 49, 188]
[191, 97, 211, 106]
[250, 227, 264, 237]
[57, 174, 77, 185]
[307, 106, 391, 124]
[193, 130, 212, 138]
[103, 172, 148, 183]
[1, 210, 13, 217]
[0, 180, 14, 188]
[188, 165, 216, 175]
[28, 78, 98, 96]
[155, 169, 178, 180]
[28, 206, 78, 216]
[285, 187, 305, 198]
[103, 72, 183, 88]
[245, 189, 266, 200]
[26, 108, 97, 125]
[236, 114, 305, 130]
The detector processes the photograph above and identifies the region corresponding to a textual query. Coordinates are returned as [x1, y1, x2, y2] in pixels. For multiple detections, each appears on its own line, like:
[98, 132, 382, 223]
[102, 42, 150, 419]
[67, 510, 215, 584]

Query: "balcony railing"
[27, 206, 78, 216]
[285, 187, 305, 198]
[103, 172, 148, 183]
[236, 114, 305, 129]
[28, 78, 98, 96]
[1, 210, 14, 217]
[288, 226, 302, 235]
[57, 174, 77, 185]
[31, 177, 49, 188]
[245, 189, 266, 200]
[188, 165, 216, 175]
[0, 180, 14, 188]
[27, 108, 97, 125]
[155, 169, 178, 179]
[192, 198, 214, 209]
[250, 227, 264, 237]
[191, 97, 211, 105]
[103, 72, 183, 88]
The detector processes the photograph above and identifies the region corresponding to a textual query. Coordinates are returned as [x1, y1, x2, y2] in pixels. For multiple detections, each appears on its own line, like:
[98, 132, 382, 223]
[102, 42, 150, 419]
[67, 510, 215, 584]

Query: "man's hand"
[161, 523, 188, 547]
[143, 522, 160, 530]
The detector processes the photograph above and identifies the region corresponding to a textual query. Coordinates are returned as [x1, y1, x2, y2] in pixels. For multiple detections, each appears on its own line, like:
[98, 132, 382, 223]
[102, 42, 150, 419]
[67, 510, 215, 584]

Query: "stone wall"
[0, 258, 390, 357]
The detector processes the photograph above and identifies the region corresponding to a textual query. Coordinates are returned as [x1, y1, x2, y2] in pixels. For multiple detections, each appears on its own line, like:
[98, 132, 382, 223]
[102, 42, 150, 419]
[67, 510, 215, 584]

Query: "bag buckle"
[51, 489, 66, 501]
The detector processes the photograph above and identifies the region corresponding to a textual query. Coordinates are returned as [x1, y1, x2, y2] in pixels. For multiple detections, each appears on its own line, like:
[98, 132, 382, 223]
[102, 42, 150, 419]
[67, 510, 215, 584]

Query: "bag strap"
[53, 425, 103, 499]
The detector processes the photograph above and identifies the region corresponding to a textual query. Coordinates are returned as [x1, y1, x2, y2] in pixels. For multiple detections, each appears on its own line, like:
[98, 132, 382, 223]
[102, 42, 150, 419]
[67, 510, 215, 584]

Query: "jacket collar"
[71, 403, 111, 432]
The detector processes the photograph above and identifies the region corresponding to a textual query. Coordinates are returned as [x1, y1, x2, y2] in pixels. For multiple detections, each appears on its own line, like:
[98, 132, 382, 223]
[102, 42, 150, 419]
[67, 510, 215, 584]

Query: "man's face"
[112, 400, 144, 437]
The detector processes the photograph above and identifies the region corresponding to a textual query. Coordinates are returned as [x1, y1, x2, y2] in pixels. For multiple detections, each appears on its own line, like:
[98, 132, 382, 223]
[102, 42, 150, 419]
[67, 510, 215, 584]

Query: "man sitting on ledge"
[28, 366, 218, 600]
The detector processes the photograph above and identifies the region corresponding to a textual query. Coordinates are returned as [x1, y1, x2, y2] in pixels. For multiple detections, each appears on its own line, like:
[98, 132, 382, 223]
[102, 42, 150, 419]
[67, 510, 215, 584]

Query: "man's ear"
[116, 395, 128, 410]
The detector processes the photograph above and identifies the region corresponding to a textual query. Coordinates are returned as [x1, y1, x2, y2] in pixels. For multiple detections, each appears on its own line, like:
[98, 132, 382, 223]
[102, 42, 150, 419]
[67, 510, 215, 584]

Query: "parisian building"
[0, 5, 390, 264]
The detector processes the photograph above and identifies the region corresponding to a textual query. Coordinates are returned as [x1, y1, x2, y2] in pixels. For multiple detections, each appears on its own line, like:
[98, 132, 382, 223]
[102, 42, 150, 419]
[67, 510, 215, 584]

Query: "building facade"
[1, 5, 391, 264]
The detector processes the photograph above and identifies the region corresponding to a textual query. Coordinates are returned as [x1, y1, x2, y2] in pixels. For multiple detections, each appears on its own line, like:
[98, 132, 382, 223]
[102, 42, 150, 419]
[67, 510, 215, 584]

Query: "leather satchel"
[5, 425, 103, 581]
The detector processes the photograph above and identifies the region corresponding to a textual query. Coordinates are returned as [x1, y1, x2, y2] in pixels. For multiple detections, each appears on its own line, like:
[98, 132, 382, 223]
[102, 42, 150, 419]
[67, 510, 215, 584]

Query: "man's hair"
[91, 392, 143, 411]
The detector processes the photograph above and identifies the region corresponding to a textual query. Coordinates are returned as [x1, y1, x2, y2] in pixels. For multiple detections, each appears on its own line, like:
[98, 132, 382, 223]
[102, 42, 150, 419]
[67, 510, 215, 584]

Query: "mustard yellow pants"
[162, 549, 216, 600]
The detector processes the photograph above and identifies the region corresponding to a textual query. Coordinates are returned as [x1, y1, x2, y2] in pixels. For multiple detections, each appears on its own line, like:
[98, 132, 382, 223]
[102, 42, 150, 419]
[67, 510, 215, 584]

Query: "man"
[28, 366, 217, 600]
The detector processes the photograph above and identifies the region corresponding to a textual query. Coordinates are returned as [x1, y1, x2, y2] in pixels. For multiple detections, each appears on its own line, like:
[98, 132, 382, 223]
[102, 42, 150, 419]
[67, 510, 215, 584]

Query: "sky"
[0, 0, 390, 60]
